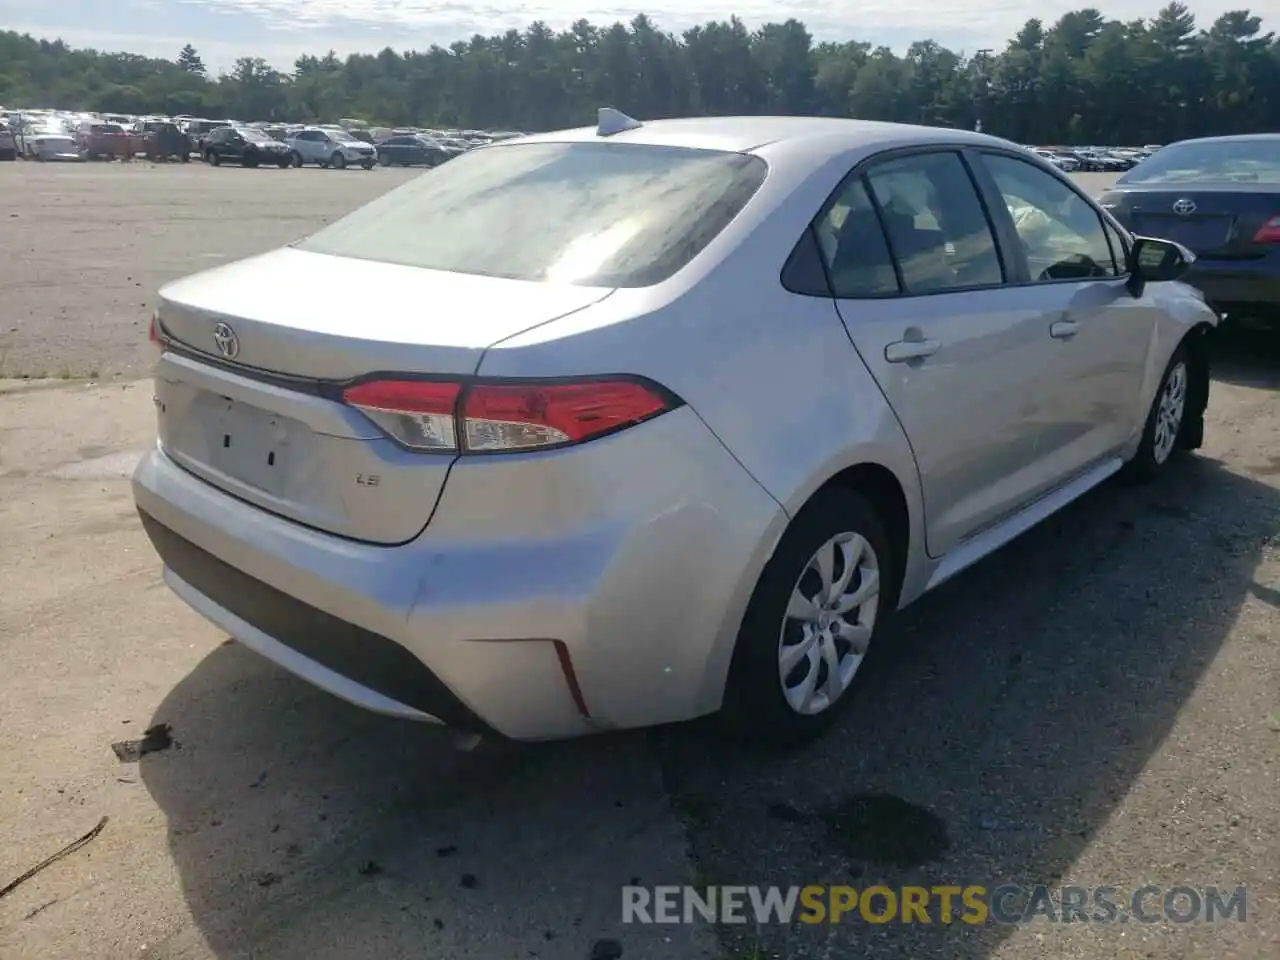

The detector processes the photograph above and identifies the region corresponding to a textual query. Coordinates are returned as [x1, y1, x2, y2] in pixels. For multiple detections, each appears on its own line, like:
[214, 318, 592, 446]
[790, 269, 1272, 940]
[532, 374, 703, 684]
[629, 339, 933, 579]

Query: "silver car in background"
[25, 131, 84, 161]
[135, 112, 1218, 744]
[285, 126, 377, 169]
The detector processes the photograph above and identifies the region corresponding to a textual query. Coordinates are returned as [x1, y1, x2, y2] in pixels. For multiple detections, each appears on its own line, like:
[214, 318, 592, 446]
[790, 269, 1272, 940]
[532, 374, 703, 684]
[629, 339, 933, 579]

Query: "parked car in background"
[136, 120, 191, 162]
[437, 136, 472, 154]
[0, 120, 15, 160]
[75, 120, 132, 160]
[24, 130, 82, 161]
[204, 125, 293, 167]
[286, 127, 377, 169]
[1099, 133, 1280, 328]
[375, 133, 454, 167]
[1032, 147, 1079, 172]
[182, 119, 231, 154]
[136, 111, 1217, 745]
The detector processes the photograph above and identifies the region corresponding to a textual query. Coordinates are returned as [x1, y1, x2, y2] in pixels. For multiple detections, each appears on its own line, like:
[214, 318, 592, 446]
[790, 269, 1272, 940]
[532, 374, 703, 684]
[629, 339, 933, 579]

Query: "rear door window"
[296, 141, 768, 287]
[864, 152, 1006, 294]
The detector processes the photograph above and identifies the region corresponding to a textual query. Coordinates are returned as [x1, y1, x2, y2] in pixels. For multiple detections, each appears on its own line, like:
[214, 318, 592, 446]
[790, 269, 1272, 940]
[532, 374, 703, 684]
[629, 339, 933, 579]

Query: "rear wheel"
[722, 488, 895, 747]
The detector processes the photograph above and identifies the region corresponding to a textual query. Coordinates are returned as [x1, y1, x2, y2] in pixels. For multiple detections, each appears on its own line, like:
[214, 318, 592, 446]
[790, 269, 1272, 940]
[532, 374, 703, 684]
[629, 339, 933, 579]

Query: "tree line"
[1, 3, 1277, 145]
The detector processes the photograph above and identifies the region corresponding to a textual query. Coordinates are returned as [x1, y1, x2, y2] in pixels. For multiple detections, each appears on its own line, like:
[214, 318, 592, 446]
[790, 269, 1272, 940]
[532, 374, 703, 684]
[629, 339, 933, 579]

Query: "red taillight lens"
[341, 377, 677, 453]
[1252, 216, 1280, 243]
[341, 379, 461, 451]
[148, 312, 164, 351]
[462, 380, 672, 452]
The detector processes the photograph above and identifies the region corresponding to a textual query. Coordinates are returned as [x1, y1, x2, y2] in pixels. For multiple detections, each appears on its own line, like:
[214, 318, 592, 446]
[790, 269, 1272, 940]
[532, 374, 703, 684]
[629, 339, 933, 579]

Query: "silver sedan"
[134, 112, 1219, 744]
[25, 132, 83, 161]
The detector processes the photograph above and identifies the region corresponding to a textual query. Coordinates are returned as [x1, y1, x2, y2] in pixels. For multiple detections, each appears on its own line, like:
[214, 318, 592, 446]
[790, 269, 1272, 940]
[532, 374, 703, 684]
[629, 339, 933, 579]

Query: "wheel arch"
[696, 455, 924, 717]
[814, 462, 911, 605]
[1181, 321, 1213, 450]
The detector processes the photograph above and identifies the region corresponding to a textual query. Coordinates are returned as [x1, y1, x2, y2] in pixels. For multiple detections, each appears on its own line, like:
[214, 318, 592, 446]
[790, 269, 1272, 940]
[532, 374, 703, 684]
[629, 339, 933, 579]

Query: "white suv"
[285, 128, 376, 169]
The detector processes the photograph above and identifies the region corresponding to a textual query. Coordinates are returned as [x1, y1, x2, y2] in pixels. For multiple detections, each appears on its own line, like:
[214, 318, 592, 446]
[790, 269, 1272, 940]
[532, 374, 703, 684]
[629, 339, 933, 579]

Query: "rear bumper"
[133, 407, 783, 741]
[1183, 256, 1280, 312]
[138, 509, 490, 729]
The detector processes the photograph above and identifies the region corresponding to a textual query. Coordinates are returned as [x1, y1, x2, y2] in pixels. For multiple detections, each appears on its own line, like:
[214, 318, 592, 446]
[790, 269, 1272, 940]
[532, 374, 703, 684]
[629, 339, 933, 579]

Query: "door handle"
[1050, 319, 1080, 339]
[884, 338, 939, 362]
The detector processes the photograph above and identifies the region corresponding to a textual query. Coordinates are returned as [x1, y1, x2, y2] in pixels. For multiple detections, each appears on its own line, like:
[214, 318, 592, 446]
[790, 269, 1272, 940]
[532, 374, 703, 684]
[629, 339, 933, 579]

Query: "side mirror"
[1126, 235, 1194, 296]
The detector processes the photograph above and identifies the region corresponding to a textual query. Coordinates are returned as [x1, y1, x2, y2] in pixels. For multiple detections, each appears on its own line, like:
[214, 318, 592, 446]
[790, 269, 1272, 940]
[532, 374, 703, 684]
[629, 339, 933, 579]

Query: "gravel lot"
[0, 162, 419, 380]
[0, 162, 1277, 960]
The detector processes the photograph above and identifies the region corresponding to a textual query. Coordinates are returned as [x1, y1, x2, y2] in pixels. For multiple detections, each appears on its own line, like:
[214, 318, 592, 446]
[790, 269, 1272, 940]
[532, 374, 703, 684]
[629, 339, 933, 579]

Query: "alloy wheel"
[1152, 361, 1187, 465]
[778, 531, 880, 715]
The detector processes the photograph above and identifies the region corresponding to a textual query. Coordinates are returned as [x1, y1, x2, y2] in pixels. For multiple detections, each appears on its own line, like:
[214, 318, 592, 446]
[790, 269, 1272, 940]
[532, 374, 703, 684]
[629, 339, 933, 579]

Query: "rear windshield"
[94, 123, 124, 133]
[1119, 138, 1280, 184]
[295, 141, 768, 287]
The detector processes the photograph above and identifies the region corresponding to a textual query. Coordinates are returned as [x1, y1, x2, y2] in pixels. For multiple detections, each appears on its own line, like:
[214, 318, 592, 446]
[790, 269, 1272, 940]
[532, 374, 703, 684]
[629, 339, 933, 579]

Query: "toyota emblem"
[212, 322, 240, 359]
[1171, 198, 1196, 216]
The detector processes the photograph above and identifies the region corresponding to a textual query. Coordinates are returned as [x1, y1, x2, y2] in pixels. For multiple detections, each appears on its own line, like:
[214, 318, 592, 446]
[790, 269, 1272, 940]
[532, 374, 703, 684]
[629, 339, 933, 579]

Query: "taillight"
[342, 379, 461, 451]
[341, 377, 678, 454]
[1252, 216, 1280, 243]
[148, 312, 164, 351]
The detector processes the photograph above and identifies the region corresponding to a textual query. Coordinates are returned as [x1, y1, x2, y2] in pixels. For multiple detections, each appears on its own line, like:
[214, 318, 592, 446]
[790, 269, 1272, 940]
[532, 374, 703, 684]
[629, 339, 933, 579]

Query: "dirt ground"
[0, 162, 1277, 960]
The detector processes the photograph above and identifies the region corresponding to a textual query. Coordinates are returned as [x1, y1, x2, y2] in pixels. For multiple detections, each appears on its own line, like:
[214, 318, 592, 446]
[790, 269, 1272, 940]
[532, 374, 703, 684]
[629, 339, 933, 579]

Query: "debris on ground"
[0, 816, 108, 899]
[110, 723, 172, 763]
[589, 939, 624, 959]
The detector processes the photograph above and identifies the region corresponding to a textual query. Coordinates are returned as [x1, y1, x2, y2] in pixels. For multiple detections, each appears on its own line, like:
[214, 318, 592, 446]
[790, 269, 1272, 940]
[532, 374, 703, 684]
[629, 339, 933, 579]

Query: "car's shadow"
[652, 450, 1278, 958]
[140, 377, 1277, 960]
[137, 649, 711, 959]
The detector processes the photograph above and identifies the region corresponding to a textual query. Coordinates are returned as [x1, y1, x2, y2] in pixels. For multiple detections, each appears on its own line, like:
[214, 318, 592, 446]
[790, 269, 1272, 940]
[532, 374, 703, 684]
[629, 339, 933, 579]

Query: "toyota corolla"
[135, 111, 1219, 744]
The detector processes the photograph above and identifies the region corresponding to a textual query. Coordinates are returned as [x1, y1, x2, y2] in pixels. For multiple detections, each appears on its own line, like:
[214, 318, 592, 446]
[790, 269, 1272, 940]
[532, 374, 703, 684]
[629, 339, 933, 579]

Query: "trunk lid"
[157, 247, 612, 379]
[1104, 183, 1280, 258]
[154, 247, 613, 544]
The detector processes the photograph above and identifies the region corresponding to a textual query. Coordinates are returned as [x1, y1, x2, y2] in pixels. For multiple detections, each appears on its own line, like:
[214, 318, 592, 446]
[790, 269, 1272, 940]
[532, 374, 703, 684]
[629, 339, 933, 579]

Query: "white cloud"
[182, 0, 1273, 42]
[3, 0, 1274, 73]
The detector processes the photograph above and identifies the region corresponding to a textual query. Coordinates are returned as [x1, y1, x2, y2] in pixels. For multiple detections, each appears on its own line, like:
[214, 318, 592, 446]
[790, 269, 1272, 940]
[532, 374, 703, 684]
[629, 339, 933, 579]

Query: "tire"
[378, 153, 391, 167]
[290, 151, 304, 167]
[1124, 343, 1191, 481]
[361, 159, 375, 170]
[276, 157, 290, 168]
[206, 151, 219, 166]
[180, 152, 189, 163]
[721, 487, 897, 747]
[330, 152, 346, 169]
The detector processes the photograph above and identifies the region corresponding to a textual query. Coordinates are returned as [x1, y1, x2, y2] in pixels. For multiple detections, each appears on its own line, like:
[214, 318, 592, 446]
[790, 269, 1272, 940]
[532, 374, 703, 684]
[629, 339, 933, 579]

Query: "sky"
[0, 0, 1270, 73]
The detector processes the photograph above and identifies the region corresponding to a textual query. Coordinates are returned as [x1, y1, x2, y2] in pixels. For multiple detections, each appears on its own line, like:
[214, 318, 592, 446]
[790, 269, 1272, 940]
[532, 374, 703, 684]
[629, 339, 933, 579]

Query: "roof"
[516, 115, 1004, 155]
[1168, 133, 1280, 145]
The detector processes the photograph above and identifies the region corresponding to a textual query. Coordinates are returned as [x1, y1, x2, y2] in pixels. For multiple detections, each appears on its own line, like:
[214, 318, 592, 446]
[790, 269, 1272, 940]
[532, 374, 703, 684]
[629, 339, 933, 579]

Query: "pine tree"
[177, 44, 206, 76]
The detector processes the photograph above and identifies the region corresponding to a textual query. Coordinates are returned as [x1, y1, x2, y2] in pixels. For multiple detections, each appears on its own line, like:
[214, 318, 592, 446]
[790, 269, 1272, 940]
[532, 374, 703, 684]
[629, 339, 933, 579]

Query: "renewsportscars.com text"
[622, 884, 1248, 925]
